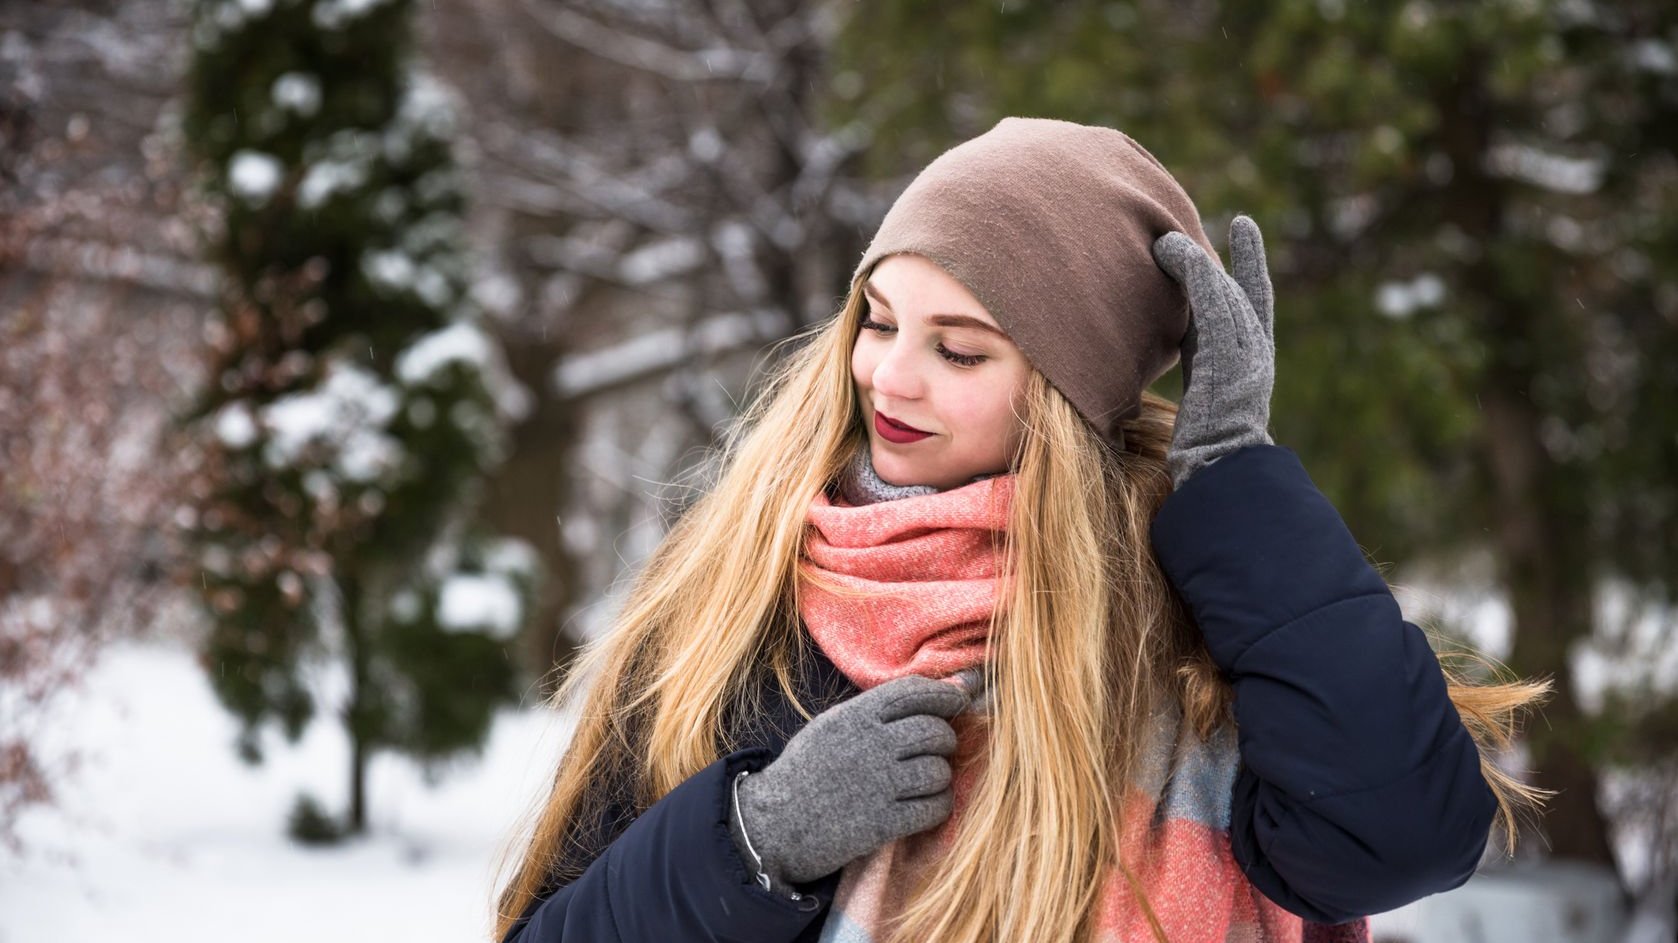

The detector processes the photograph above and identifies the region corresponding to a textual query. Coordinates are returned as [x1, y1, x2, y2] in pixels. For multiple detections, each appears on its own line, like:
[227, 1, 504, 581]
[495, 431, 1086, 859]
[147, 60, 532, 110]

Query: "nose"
[869, 335, 925, 401]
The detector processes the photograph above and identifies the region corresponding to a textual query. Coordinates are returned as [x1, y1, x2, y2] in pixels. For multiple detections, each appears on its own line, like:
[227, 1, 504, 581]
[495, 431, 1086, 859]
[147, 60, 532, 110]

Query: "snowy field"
[1, 573, 1670, 942]
[0, 637, 573, 943]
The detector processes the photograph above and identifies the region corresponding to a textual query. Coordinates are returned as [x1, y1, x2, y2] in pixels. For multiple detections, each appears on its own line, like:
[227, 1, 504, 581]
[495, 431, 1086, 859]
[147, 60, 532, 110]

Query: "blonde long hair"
[489, 275, 1552, 943]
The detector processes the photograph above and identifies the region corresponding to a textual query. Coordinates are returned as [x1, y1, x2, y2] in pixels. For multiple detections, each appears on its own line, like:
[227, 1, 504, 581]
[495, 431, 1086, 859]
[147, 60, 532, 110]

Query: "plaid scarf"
[794, 449, 1370, 943]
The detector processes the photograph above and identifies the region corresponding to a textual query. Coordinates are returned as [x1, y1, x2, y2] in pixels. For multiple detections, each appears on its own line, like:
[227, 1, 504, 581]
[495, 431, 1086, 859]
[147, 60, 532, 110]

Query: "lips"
[877, 411, 930, 434]
[874, 410, 934, 443]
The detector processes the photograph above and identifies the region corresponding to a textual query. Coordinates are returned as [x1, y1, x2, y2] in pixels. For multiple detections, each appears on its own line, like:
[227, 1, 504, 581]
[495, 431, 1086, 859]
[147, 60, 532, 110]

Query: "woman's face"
[851, 253, 1031, 491]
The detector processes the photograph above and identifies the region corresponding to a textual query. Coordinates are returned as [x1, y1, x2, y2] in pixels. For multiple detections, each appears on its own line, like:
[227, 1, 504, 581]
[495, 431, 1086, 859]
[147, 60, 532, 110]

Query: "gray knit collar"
[835, 440, 1006, 506]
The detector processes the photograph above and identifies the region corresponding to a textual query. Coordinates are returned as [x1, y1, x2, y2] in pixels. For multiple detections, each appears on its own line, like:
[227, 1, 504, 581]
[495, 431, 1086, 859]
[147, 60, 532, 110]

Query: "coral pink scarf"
[796, 471, 1366, 943]
[799, 473, 1013, 691]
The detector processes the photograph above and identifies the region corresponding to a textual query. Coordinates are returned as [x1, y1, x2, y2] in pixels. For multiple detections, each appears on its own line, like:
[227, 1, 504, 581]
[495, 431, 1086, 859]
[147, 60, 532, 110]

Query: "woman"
[489, 116, 1549, 943]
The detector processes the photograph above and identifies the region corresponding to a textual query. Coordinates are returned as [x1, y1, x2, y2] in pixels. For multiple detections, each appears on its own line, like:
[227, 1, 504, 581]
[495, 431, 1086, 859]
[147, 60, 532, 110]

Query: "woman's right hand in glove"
[729, 673, 969, 895]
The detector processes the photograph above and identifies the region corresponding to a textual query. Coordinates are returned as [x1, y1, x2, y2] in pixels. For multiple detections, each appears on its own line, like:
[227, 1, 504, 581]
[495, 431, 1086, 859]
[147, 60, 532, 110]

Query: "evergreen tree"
[171, 0, 538, 838]
[833, 0, 1678, 883]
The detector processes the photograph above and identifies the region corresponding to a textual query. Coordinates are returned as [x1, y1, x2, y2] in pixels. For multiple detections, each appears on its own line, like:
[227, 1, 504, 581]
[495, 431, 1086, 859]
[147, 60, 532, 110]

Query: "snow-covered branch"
[515, 0, 771, 83]
[550, 307, 783, 399]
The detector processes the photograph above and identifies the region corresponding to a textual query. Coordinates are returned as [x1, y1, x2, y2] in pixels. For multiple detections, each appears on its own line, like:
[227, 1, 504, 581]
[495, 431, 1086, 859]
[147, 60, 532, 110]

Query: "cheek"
[960, 382, 1012, 420]
[926, 388, 992, 442]
[964, 378, 1024, 440]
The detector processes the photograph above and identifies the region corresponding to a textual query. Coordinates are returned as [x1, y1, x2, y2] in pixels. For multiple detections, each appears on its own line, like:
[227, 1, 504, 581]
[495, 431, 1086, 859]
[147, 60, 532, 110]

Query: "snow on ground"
[0, 637, 575, 943]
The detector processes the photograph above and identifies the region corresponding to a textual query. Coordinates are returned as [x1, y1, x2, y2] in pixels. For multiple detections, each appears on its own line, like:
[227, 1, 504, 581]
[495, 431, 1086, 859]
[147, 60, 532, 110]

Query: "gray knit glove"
[1151, 214, 1277, 490]
[728, 674, 968, 899]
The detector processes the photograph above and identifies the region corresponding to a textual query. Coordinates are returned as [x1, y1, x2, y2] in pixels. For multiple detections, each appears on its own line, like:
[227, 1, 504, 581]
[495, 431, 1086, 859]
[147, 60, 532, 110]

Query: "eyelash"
[858, 314, 988, 367]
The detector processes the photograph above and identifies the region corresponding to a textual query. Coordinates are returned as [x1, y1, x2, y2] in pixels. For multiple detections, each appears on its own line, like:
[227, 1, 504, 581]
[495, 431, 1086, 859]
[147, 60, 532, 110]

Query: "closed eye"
[859, 315, 987, 367]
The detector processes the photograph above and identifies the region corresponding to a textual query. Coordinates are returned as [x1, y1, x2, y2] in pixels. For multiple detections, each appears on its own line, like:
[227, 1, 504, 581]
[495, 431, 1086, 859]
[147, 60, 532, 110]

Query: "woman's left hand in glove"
[1151, 214, 1277, 491]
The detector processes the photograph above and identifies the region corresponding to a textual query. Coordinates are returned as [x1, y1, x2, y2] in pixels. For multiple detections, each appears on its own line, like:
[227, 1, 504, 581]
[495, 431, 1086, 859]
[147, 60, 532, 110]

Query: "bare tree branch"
[515, 0, 770, 83]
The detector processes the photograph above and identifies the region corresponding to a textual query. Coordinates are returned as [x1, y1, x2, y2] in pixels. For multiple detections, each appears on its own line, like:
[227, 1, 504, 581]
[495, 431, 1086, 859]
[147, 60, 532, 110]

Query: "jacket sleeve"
[1149, 444, 1498, 924]
[501, 746, 841, 943]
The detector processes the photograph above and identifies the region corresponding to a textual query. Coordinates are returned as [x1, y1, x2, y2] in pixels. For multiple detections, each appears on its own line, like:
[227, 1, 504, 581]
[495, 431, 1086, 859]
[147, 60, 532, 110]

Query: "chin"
[870, 452, 916, 487]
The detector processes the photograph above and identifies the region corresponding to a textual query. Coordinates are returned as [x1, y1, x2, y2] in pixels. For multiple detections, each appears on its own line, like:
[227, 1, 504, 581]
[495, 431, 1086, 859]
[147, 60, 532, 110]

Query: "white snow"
[687, 126, 724, 163]
[618, 235, 704, 285]
[298, 157, 367, 209]
[213, 399, 258, 449]
[483, 539, 540, 581]
[397, 73, 459, 139]
[228, 150, 283, 205]
[414, 267, 454, 307]
[362, 247, 418, 291]
[302, 469, 336, 501]
[200, 543, 234, 576]
[413, 169, 459, 205]
[550, 309, 779, 398]
[272, 72, 323, 117]
[1483, 141, 1605, 195]
[1570, 582, 1678, 714]
[298, 130, 376, 209]
[1373, 859, 1629, 943]
[396, 322, 493, 387]
[389, 321, 530, 446]
[214, 2, 247, 31]
[311, 0, 392, 30]
[335, 424, 402, 483]
[1629, 39, 1676, 75]
[400, 212, 463, 255]
[390, 587, 423, 623]
[260, 361, 403, 483]
[1375, 272, 1447, 320]
[470, 273, 522, 321]
[0, 637, 573, 943]
[437, 573, 523, 640]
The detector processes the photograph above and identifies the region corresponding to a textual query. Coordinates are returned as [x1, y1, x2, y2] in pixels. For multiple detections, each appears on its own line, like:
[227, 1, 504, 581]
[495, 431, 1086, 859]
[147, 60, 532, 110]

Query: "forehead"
[863, 255, 1002, 329]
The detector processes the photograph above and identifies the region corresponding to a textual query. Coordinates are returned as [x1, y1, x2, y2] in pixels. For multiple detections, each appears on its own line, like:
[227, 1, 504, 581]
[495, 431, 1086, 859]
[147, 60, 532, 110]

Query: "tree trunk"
[1439, 59, 1620, 876]
[477, 336, 581, 675]
[348, 711, 368, 836]
[342, 572, 371, 836]
[1482, 379, 1619, 872]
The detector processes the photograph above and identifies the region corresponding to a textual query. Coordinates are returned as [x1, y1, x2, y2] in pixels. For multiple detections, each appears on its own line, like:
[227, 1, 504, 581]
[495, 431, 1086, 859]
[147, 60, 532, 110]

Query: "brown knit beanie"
[850, 116, 1222, 452]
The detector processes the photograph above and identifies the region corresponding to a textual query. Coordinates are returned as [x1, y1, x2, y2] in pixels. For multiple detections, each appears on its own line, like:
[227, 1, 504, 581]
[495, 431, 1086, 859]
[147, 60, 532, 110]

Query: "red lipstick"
[874, 410, 934, 444]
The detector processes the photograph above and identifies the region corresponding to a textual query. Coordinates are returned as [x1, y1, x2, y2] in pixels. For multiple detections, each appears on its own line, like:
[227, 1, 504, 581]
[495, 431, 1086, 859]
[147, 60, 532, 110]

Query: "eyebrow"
[862, 280, 1010, 339]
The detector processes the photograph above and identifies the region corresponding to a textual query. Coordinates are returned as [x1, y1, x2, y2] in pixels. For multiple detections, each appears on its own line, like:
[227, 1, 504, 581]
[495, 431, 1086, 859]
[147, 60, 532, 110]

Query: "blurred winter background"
[0, 1, 1674, 941]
